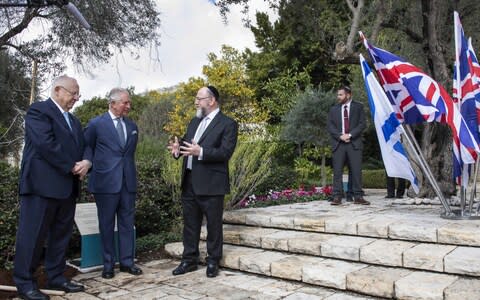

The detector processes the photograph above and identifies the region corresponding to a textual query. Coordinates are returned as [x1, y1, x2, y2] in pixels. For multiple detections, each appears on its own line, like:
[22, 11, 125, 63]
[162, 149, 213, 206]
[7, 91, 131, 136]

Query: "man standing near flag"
[327, 86, 369, 205]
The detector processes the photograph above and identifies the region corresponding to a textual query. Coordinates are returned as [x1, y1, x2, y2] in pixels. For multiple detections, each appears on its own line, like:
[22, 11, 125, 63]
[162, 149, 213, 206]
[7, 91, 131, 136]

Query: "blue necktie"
[116, 118, 126, 147]
[63, 112, 72, 131]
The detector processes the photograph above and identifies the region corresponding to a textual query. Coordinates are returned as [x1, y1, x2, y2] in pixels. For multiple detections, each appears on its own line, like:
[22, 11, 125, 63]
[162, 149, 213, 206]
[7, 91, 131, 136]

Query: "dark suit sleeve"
[202, 119, 238, 162]
[327, 106, 342, 141]
[25, 104, 76, 175]
[350, 103, 366, 139]
[83, 120, 96, 162]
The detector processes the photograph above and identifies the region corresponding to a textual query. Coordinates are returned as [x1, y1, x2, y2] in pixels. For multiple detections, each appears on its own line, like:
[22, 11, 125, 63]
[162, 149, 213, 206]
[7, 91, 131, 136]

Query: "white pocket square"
[131, 130, 138, 135]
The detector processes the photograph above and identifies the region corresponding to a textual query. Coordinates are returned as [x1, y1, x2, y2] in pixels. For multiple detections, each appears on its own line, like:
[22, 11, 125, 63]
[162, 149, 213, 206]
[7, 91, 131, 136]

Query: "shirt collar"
[51, 97, 67, 114]
[204, 108, 220, 120]
[108, 110, 121, 121]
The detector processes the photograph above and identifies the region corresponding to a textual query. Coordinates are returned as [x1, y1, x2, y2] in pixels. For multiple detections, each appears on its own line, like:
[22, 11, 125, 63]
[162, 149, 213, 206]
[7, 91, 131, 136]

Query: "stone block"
[357, 216, 398, 238]
[270, 213, 297, 229]
[239, 251, 291, 275]
[360, 239, 416, 267]
[403, 243, 456, 272]
[346, 266, 411, 298]
[239, 227, 279, 247]
[220, 244, 264, 269]
[164, 242, 183, 258]
[320, 235, 375, 261]
[395, 271, 458, 300]
[324, 215, 372, 235]
[261, 230, 308, 251]
[388, 220, 445, 242]
[438, 223, 480, 246]
[270, 255, 322, 281]
[444, 246, 480, 276]
[302, 258, 367, 289]
[288, 232, 332, 255]
[444, 278, 480, 300]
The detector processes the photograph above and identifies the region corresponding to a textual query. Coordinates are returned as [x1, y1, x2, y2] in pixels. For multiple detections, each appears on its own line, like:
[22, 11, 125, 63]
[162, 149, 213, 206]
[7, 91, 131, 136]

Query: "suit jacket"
[180, 111, 238, 196]
[327, 100, 366, 151]
[19, 98, 84, 199]
[83, 112, 138, 194]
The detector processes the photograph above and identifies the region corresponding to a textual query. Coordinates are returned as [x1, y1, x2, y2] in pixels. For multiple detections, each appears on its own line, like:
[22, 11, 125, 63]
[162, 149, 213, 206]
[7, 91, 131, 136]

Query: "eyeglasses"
[59, 86, 81, 98]
[195, 96, 211, 101]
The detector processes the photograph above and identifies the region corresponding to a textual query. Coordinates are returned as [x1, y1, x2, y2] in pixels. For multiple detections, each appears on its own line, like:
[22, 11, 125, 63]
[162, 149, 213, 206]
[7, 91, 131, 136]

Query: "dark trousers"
[94, 186, 136, 271]
[332, 143, 363, 198]
[181, 171, 224, 264]
[14, 194, 76, 293]
[386, 176, 406, 197]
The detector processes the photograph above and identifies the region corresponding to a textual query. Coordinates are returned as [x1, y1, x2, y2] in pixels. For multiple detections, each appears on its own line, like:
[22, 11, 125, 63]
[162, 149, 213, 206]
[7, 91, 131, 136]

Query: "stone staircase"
[165, 192, 480, 299]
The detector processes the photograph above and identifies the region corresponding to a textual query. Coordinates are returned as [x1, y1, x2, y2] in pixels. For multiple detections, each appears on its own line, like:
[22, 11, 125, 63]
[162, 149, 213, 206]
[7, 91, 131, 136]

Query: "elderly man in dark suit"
[168, 85, 238, 278]
[327, 86, 368, 206]
[14, 75, 89, 300]
[83, 88, 142, 279]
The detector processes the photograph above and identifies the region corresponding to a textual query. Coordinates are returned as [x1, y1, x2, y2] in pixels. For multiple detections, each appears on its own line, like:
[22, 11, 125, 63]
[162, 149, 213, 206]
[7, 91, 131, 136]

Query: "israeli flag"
[360, 54, 419, 194]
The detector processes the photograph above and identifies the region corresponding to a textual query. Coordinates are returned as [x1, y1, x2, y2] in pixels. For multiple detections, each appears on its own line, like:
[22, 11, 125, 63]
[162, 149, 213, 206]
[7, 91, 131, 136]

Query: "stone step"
[206, 224, 480, 277]
[222, 202, 480, 247]
[164, 241, 480, 299]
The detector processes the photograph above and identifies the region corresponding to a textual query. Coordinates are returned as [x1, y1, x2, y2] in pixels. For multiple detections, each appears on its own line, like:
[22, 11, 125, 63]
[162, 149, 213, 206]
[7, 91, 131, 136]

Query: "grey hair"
[108, 87, 129, 103]
[50, 75, 77, 98]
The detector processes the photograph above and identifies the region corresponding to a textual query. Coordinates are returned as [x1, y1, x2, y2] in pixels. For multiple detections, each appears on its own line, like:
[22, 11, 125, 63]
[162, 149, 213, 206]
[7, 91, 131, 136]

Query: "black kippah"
[206, 85, 220, 100]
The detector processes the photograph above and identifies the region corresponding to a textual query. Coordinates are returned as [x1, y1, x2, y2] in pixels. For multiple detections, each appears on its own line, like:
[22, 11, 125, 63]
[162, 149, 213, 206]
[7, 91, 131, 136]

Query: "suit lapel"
[46, 98, 78, 141]
[102, 113, 123, 147]
[198, 112, 222, 144]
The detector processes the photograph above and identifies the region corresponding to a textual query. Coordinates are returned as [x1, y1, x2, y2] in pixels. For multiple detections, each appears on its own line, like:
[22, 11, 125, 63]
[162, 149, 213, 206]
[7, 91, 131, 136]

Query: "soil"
[0, 248, 170, 299]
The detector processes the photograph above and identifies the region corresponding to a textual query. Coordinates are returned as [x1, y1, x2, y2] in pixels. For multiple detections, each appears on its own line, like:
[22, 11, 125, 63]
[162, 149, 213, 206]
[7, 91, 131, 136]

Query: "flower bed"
[238, 185, 333, 208]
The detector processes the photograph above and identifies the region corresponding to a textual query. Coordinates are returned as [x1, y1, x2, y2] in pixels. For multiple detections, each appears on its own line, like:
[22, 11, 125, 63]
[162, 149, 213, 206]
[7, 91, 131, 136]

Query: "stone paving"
[15, 259, 379, 299]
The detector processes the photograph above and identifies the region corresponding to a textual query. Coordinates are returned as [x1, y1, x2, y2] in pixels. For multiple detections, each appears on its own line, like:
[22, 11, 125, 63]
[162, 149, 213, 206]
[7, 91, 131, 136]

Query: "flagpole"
[403, 125, 453, 215]
[471, 157, 480, 213]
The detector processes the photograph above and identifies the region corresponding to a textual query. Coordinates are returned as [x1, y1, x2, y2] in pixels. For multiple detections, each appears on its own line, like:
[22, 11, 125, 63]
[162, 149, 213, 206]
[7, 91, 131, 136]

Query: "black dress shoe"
[47, 281, 84, 293]
[206, 263, 219, 278]
[102, 269, 115, 279]
[119, 264, 143, 275]
[18, 289, 50, 300]
[172, 261, 198, 275]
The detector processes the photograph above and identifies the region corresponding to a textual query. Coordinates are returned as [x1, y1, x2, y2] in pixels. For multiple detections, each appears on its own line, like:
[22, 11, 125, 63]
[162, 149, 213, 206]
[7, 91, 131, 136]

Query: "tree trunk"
[418, 0, 456, 197]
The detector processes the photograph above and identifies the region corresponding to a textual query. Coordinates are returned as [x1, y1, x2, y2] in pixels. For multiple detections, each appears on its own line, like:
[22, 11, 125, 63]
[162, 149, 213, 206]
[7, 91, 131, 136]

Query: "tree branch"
[345, 0, 364, 54]
[4, 42, 38, 61]
[381, 21, 423, 43]
[0, 8, 39, 47]
[370, 1, 386, 42]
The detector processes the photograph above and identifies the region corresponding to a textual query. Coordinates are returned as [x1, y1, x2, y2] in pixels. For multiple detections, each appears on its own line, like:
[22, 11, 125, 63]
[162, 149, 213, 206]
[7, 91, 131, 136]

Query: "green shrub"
[0, 162, 19, 270]
[362, 169, 386, 188]
[253, 163, 297, 194]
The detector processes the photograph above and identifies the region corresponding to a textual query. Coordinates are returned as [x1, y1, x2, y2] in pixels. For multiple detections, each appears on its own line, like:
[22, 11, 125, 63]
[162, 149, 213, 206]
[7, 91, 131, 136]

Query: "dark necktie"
[116, 118, 126, 147]
[343, 105, 349, 134]
[63, 112, 72, 131]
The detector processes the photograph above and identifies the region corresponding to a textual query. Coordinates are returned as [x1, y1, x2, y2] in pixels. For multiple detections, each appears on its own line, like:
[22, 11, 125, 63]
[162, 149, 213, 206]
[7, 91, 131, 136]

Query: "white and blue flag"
[360, 54, 419, 194]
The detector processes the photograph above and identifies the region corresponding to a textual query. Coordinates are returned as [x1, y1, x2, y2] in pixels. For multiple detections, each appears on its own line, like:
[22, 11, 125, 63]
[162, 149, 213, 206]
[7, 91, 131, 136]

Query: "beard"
[196, 108, 205, 119]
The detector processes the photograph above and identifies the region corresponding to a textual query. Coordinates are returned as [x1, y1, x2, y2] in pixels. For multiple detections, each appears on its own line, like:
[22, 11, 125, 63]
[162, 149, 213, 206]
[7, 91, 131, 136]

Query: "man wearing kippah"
[168, 86, 238, 278]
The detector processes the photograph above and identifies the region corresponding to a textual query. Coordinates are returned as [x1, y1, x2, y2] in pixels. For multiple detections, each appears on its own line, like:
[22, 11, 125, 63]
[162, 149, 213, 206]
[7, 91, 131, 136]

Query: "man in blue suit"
[83, 88, 142, 279]
[168, 86, 238, 278]
[14, 75, 89, 300]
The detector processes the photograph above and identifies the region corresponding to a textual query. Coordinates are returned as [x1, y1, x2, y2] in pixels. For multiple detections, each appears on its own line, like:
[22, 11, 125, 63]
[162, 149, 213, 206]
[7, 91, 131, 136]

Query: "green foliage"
[261, 70, 311, 123]
[73, 92, 153, 126]
[135, 159, 180, 236]
[0, 52, 30, 161]
[253, 163, 296, 194]
[281, 87, 335, 146]
[362, 169, 387, 189]
[0, 162, 19, 270]
[294, 157, 320, 186]
[73, 97, 108, 126]
[226, 136, 277, 208]
[136, 232, 182, 253]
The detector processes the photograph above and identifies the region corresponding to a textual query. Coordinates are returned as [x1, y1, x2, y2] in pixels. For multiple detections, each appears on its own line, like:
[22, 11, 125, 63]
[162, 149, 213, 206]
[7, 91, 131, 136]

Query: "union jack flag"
[360, 32, 480, 185]
[453, 11, 480, 186]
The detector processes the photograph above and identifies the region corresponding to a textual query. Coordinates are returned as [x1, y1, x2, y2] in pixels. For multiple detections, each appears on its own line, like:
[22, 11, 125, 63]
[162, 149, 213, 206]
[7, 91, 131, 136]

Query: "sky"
[67, 0, 276, 103]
